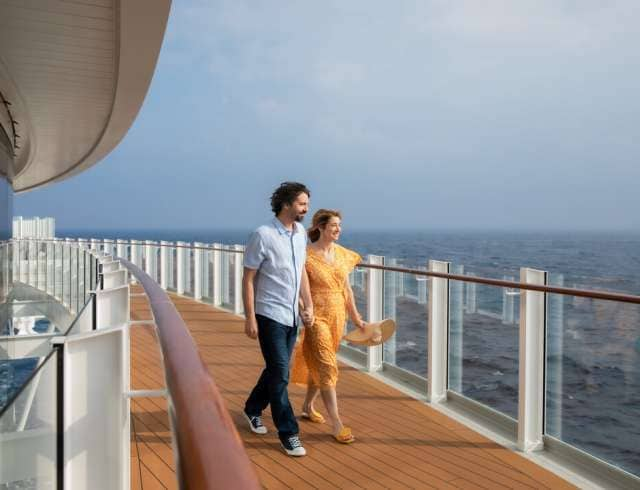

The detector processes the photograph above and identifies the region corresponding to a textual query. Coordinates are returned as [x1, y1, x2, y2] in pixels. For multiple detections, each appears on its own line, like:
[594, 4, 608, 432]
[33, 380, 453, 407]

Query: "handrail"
[119, 258, 260, 490]
[357, 263, 640, 304]
[16, 238, 640, 304]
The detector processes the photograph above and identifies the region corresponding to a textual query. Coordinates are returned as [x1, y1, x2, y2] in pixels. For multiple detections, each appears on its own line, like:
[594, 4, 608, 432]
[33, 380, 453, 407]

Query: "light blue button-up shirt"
[244, 218, 307, 327]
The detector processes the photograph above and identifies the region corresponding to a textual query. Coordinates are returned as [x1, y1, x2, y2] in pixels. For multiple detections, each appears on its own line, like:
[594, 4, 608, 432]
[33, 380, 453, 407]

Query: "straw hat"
[343, 319, 396, 346]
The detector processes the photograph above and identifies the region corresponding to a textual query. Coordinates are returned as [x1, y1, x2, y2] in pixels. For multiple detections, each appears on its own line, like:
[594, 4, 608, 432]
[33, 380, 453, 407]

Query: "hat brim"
[343, 319, 396, 347]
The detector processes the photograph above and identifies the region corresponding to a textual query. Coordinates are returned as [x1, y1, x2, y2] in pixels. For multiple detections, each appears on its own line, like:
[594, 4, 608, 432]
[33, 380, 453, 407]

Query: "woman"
[291, 209, 365, 444]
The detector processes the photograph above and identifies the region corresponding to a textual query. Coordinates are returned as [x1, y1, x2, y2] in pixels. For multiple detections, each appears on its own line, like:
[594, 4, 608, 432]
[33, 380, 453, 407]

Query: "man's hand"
[245, 316, 258, 339]
[301, 308, 314, 327]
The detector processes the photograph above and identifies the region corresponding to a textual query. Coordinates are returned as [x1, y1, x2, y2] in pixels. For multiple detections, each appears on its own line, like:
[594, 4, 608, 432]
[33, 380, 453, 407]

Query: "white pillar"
[176, 241, 186, 295]
[77, 238, 89, 249]
[517, 267, 547, 452]
[90, 238, 100, 251]
[427, 260, 449, 403]
[103, 239, 115, 257]
[233, 245, 244, 314]
[212, 243, 222, 306]
[116, 239, 127, 260]
[130, 240, 142, 269]
[194, 242, 204, 300]
[144, 241, 158, 282]
[160, 241, 170, 290]
[367, 255, 384, 372]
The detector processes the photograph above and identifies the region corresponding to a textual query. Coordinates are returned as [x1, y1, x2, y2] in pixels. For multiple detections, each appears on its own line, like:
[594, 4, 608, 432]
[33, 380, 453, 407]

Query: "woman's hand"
[354, 317, 366, 330]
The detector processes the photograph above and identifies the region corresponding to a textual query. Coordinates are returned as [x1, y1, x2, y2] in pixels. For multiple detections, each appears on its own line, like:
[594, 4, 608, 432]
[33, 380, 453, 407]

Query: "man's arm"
[299, 267, 314, 326]
[243, 267, 259, 339]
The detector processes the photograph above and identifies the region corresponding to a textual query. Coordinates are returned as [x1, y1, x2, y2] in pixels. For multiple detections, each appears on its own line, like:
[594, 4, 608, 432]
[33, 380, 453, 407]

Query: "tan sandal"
[301, 409, 326, 424]
[333, 427, 355, 444]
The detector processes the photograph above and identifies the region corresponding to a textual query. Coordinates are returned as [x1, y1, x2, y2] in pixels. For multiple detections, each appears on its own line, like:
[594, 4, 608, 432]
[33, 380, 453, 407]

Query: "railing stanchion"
[145, 240, 157, 282]
[194, 242, 204, 300]
[517, 267, 547, 452]
[176, 241, 186, 295]
[213, 243, 222, 306]
[427, 260, 450, 403]
[233, 244, 244, 315]
[160, 241, 169, 289]
[366, 255, 384, 372]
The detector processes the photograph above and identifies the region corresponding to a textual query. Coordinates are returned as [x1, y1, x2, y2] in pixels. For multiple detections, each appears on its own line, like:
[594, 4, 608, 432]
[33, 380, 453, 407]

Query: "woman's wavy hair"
[308, 209, 342, 243]
[270, 182, 311, 216]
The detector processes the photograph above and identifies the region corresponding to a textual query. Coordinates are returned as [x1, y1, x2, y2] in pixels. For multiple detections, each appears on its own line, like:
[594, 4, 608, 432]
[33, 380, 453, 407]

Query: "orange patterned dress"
[291, 244, 361, 388]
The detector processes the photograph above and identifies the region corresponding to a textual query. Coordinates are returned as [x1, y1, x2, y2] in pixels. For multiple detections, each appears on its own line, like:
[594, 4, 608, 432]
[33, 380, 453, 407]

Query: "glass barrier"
[448, 266, 519, 420]
[344, 266, 368, 353]
[201, 248, 212, 303]
[185, 247, 194, 297]
[0, 350, 58, 489]
[383, 262, 428, 378]
[546, 278, 640, 476]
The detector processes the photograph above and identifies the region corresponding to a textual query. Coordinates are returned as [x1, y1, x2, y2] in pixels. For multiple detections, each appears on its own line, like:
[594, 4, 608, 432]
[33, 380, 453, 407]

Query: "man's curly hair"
[270, 182, 311, 216]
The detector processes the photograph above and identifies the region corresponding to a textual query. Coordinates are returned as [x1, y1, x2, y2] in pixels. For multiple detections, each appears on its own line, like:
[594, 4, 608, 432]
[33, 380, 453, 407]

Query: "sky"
[15, 0, 640, 231]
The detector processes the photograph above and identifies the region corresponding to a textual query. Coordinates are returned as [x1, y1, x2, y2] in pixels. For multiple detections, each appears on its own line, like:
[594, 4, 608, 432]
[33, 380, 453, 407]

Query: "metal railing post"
[116, 239, 127, 260]
[213, 243, 222, 306]
[160, 241, 170, 290]
[176, 241, 186, 295]
[104, 238, 115, 257]
[194, 242, 204, 300]
[367, 255, 384, 372]
[517, 267, 547, 452]
[427, 260, 450, 403]
[145, 240, 158, 282]
[233, 245, 244, 315]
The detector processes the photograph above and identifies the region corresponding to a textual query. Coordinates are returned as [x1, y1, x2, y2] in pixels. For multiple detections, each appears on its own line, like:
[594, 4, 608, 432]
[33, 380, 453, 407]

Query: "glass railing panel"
[54, 242, 62, 301]
[37, 242, 46, 291]
[382, 265, 428, 378]
[448, 268, 520, 420]
[28, 241, 37, 286]
[46, 242, 54, 296]
[62, 246, 70, 307]
[546, 281, 640, 476]
[0, 350, 58, 489]
[70, 247, 78, 313]
[344, 266, 368, 353]
[78, 250, 85, 309]
[220, 250, 233, 311]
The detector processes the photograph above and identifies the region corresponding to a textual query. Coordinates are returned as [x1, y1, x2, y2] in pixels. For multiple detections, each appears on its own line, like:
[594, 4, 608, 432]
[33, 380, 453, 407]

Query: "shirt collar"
[272, 217, 297, 236]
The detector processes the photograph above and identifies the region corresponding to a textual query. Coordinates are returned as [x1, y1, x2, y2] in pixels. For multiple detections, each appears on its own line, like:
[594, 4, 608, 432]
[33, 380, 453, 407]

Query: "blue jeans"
[245, 314, 299, 438]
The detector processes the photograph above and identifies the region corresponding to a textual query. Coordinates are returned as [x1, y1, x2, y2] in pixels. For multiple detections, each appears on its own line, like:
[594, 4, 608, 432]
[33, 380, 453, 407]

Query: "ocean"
[12, 229, 640, 475]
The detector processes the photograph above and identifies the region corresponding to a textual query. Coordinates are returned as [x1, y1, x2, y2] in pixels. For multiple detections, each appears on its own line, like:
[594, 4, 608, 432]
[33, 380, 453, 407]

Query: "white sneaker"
[280, 435, 306, 457]
[243, 411, 267, 435]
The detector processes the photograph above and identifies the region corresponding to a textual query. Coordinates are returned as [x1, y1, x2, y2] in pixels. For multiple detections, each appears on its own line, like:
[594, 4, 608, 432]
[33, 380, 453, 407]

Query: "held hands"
[245, 316, 258, 339]
[301, 307, 314, 327]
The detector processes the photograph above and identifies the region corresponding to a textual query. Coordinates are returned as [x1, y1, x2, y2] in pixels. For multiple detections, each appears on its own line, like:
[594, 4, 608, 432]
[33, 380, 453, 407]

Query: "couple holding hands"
[242, 181, 366, 457]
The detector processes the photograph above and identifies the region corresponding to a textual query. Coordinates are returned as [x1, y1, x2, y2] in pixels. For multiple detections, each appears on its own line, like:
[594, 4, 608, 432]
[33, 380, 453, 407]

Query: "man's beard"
[295, 213, 306, 223]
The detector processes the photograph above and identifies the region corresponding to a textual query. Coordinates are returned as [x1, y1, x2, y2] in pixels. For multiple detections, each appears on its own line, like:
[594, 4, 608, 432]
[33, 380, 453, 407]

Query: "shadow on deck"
[129, 288, 575, 489]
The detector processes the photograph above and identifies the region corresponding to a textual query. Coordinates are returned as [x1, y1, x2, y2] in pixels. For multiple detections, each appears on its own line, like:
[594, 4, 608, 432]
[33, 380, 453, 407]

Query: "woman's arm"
[344, 276, 365, 329]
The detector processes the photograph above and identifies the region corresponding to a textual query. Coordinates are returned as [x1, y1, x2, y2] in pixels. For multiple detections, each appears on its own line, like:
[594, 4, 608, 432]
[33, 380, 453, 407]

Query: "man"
[243, 182, 314, 457]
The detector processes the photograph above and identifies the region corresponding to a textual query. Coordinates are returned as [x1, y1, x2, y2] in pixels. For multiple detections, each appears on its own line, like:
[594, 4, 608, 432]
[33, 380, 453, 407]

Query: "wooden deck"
[129, 288, 576, 489]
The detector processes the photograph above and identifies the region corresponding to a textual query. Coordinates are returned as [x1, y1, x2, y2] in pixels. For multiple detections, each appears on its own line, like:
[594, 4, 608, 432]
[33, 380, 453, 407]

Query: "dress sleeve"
[341, 246, 362, 272]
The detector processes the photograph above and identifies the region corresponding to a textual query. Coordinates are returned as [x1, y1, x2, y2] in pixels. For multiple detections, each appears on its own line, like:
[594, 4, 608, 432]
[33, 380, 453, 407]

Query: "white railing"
[26, 237, 640, 489]
[1, 240, 130, 490]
